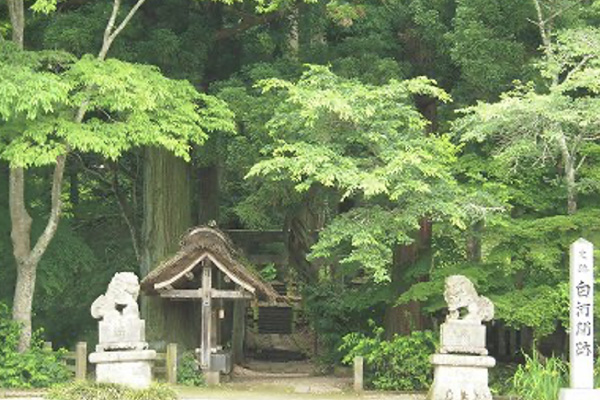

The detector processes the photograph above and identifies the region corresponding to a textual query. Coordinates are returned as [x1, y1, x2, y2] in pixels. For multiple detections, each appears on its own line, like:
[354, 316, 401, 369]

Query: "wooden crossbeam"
[201, 265, 212, 370]
[159, 289, 252, 300]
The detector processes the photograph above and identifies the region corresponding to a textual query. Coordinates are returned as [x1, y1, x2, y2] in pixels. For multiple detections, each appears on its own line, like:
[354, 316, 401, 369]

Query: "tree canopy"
[1, 0, 599, 368]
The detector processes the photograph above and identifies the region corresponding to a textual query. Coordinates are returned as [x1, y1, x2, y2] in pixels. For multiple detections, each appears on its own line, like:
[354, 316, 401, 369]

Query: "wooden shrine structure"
[141, 226, 281, 379]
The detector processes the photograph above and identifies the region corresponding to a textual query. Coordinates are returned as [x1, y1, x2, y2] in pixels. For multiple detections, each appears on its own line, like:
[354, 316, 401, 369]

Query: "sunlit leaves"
[0, 44, 235, 167]
[249, 65, 460, 282]
[0, 45, 72, 122]
[31, 0, 58, 14]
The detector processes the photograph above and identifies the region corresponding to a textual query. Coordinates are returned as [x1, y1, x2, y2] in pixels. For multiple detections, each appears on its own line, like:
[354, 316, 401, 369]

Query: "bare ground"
[0, 360, 426, 400]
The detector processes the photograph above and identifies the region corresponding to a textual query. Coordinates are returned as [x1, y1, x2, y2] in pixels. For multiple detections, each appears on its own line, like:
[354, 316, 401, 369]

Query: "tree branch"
[532, 0, 551, 50]
[563, 54, 594, 83]
[102, 0, 121, 51]
[112, 166, 141, 262]
[28, 154, 67, 267]
[109, 0, 148, 43]
[75, 155, 141, 262]
[214, 11, 284, 41]
[9, 168, 32, 263]
[575, 155, 586, 171]
[98, 0, 148, 60]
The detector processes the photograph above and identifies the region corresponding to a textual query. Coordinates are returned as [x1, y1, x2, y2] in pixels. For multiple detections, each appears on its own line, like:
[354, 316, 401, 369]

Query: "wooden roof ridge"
[140, 226, 283, 302]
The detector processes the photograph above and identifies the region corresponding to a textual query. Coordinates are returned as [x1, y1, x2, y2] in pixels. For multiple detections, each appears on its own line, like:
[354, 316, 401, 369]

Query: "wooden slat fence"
[54, 341, 178, 384]
[153, 343, 178, 384]
[62, 342, 87, 380]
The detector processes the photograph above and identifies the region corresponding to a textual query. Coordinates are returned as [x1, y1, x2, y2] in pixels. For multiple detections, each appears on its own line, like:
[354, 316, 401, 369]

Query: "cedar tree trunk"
[141, 147, 198, 350]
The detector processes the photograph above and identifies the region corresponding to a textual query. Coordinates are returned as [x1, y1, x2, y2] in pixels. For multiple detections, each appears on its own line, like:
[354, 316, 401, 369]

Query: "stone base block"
[89, 350, 156, 389]
[428, 354, 495, 400]
[440, 321, 487, 355]
[205, 371, 220, 386]
[97, 319, 146, 351]
[559, 388, 600, 400]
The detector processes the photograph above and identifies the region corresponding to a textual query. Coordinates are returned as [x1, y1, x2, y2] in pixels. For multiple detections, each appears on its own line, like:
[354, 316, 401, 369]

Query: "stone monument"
[559, 239, 600, 399]
[428, 275, 495, 400]
[89, 272, 156, 389]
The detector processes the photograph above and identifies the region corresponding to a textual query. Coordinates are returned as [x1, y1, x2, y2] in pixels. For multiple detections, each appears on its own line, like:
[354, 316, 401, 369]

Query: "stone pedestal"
[97, 319, 147, 352]
[428, 354, 495, 400]
[89, 350, 156, 389]
[205, 371, 220, 386]
[559, 389, 600, 400]
[440, 321, 487, 355]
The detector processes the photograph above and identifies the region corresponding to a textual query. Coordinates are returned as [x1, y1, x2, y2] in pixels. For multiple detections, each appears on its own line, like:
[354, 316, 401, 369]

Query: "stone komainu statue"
[444, 275, 494, 323]
[91, 272, 140, 320]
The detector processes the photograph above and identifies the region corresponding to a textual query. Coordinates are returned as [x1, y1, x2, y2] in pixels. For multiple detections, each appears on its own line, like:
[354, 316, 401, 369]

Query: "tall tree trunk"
[288, 6, 299, 55]
[11, 260, 35, 349]
[466, 220, 483, 262]
[384, 219, 432, 337]
[10, 157, 66, 351]
[7, 0, 24, 48]
[141, 147, 198, 350]
[384, 97, 438, 337]
[558, 134, 577, 215]
[7, 0, 148, 351]
[197, 164, 220, 225]
[286, 186, 321, 285]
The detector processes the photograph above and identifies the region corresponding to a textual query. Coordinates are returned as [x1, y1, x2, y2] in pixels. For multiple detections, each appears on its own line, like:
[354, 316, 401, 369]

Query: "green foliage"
[0, 42, 235, 167]
[34, 221, 108, 345]
[177, 352, 205, 386]
[0, 303, 70, 388]
[259, 263, 278, 281]
[450, 0, 532, 101]
[46, 382, 177, 400]
[489, 363, 518, 396]
[249, 65, 461, 282]
[304, 282, 388, 364]
[0, 43, 72, 122]
[398, 209, 600, 336]
[339, 325, 437, 391]
[31, 0, 59, 14]
[454, 27, 600, 211]
[511, 351, 567, 400]
[211, 61, 304, 228]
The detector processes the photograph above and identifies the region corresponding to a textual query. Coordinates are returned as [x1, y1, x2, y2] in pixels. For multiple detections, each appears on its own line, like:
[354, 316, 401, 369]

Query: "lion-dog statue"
[444, 275, 494, 323]
[91, 272, 140, 320]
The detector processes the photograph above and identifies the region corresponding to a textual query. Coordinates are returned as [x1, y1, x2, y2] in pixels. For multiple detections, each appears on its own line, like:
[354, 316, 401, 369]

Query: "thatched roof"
[141, 226, 281, 302]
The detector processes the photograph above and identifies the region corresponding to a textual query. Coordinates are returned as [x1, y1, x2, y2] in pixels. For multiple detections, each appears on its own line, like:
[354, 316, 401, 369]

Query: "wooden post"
[497, 324, 507, 357]
[201, 264, 213, 370]
[211, 309, 218, 350]
[508, 328, 517, 358]
[166, 343, 177, 384]
[354, 356, 364, 392]
[75, 342, 87, 380]
[232, 299, 246, 364]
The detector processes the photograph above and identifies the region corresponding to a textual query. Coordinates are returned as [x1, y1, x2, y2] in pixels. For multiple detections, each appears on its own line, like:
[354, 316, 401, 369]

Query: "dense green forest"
[1, 0, 600, 380]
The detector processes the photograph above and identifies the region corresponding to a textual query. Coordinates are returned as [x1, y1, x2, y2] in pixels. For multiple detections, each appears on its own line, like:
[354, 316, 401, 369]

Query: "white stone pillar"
[559, 238, 600, 400]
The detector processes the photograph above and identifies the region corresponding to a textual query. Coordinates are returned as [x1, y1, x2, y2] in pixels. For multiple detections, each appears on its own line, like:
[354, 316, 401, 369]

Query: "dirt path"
[178, 361, 426, 400]
[178, 385, 425, 400]
[0, 360, 427, 400]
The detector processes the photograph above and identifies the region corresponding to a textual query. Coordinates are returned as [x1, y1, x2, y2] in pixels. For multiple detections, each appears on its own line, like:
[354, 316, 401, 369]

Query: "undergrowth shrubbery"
[489, 363, 517, 396]
[340, 324, 437, 391]
[177, 351, 204, 386]
[46, 382, 177, 400]
[0, 303, 70, 388]
[511, 351, 567, 400]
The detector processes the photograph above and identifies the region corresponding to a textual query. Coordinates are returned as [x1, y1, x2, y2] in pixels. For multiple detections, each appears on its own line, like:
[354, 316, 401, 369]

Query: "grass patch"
[46, 381, 177, 400]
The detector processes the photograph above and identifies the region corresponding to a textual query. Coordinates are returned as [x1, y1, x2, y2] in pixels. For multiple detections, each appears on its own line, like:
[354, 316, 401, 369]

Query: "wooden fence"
[54, 342, 178, 384]
[63, 342, 87, 380]
[154, 343, 178, 384]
